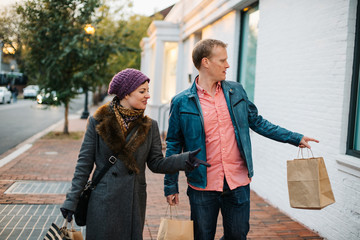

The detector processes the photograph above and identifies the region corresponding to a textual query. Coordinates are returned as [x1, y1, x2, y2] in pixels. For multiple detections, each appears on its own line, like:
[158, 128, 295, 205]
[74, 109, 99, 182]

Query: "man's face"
[205, 46, 230, 81]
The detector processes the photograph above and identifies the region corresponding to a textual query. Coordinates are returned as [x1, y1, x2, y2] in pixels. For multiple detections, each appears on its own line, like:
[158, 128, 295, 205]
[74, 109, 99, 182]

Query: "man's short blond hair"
[192, 39, 228, 70]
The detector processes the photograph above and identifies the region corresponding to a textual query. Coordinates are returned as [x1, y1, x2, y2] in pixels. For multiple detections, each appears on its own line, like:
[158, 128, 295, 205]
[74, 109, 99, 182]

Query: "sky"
[132, 0, 178, 16]
[0, 0, 179, 16]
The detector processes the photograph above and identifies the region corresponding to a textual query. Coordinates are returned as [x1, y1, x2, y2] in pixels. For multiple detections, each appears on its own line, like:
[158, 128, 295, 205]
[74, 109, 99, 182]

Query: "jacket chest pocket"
[232, 99, 248, 128]
[180, 112, 202, 140]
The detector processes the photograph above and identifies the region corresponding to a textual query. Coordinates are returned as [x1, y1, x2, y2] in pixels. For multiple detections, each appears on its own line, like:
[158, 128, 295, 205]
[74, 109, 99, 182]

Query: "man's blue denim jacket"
[164, 80, 303, 196]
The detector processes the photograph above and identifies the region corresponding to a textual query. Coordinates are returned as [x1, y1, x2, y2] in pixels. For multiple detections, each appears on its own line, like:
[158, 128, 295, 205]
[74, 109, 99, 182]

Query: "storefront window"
[162, 42, 178, 103]
[237, 3, 259, 102]
[347, 2, 360, 157]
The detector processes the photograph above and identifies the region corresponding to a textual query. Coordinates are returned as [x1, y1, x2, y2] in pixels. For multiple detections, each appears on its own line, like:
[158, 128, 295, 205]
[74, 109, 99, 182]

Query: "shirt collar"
[195, 76, 222, 95]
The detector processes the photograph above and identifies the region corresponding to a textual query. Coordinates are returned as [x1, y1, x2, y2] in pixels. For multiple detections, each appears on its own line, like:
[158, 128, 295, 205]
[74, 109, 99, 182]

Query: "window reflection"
[238, 4, 259, 102]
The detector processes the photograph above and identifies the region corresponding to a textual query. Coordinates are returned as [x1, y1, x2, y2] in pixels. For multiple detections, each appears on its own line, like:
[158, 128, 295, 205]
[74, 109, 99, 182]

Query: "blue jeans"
[187, 180, 250, 240]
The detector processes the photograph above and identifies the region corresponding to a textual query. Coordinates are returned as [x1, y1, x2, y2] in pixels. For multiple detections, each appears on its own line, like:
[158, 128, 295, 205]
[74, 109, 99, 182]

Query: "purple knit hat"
[108, 68, 150, 99]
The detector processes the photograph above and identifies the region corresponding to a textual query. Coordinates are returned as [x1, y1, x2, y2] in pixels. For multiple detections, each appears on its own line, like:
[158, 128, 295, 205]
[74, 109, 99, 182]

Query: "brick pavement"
[0, 103, 324, 239]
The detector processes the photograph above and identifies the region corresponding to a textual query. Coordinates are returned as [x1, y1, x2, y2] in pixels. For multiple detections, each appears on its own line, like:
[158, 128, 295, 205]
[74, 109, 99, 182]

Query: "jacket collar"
[221, 80, 234, 95]
[187, 77, 198, 98]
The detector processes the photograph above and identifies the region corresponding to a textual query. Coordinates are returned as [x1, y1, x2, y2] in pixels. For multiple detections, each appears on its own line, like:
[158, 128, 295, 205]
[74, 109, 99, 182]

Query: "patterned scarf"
[107, 96, 151, 174]
[111, 96, 145, 134]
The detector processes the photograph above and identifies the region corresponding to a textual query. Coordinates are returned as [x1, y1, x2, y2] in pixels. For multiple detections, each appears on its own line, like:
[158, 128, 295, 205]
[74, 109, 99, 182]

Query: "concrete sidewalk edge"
[0, 112, 81, 168]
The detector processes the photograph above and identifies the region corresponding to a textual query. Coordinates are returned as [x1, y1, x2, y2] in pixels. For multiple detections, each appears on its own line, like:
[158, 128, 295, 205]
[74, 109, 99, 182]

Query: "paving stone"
[0, 204, 85, 240]
[18, 228, 34, 239]
[0, 229, 12, 240]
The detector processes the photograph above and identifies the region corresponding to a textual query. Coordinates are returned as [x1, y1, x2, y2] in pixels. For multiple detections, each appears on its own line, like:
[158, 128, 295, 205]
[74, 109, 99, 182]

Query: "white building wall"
[143, 21, 180, 121]
[251, 0, 360, 239]
[202, 10, 240, 83]
[175, 10, 242, 91]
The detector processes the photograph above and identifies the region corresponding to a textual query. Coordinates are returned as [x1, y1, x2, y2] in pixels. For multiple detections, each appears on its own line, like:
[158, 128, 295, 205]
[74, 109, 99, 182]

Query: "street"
[0, 94, 86, 156]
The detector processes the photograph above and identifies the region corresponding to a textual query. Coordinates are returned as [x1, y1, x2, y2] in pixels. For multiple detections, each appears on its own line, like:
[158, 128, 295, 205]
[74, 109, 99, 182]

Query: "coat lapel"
[93, 103, 152, 173]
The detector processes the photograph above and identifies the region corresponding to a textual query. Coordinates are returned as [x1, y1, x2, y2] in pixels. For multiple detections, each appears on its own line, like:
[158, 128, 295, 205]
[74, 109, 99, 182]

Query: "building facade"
[140, 1, 360, 239]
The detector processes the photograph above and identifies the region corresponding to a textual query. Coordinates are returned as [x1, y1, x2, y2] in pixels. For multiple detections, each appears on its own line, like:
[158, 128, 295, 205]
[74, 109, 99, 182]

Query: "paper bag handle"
[62, 219, 76, 231]
[164, 204, 179, 219]
[297, 147, 314, 159]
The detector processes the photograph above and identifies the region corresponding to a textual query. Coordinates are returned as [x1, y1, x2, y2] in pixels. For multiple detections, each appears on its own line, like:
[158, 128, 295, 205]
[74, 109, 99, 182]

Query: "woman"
[60, 68, 209, 239]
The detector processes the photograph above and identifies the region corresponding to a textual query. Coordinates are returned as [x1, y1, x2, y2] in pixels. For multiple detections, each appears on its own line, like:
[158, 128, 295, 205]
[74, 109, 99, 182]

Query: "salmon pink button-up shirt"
[190, 80, 251, 191]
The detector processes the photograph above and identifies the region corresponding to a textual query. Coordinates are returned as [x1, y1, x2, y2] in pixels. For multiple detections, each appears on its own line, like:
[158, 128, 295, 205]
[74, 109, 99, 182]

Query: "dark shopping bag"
[43, 222, 64, 240]
[287, 148, 335, 209]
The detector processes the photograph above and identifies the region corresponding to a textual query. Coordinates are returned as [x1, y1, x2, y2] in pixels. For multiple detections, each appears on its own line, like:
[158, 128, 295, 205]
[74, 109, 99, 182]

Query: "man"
[164, 39, 319, 240]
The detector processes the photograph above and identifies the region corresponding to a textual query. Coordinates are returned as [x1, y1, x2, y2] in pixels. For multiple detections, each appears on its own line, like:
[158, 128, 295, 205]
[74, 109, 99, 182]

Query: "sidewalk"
[0, 101, 324, 240]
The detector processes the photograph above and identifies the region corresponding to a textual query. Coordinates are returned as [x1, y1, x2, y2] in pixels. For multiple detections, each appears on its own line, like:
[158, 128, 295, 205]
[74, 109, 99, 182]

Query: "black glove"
[60, 207, 74, 222]
[185, 148, 211, 171]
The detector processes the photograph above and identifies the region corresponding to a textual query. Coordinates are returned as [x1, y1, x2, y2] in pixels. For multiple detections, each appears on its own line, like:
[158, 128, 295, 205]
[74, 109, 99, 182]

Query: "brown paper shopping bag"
[157, 205, 194, 240]
[287, 149, 335, 209]
[66, 228, 83, 240]
[59, 220, 83, 240]
[44, 219, 83, 240]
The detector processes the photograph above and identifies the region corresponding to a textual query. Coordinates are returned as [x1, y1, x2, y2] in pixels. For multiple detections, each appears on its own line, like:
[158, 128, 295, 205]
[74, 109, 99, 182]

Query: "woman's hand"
[60, 207, 74, 222]
[185, 148, 211, 171]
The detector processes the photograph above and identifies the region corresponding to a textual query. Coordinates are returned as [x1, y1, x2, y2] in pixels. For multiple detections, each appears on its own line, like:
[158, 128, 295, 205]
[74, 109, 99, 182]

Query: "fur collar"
[93, 102, 152, 174]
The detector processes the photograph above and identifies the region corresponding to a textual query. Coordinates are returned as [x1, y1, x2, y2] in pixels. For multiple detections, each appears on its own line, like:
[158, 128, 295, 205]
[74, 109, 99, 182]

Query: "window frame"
[347, 0, 360, 158]
[237, 2, 259, 102]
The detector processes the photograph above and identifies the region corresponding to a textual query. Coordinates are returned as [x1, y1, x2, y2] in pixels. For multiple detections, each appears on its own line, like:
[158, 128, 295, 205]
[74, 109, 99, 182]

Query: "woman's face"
[121, 81, 150, 110]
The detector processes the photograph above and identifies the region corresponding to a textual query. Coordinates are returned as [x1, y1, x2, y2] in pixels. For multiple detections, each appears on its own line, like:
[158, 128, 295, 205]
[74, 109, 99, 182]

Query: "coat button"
[128, 170, 134, 175]
[112, 172, 117, 177]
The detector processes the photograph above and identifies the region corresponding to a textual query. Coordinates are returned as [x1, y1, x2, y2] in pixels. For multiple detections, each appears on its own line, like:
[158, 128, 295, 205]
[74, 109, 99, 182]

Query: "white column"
[142, 21, 180, 121]
[146, 39, 165, 120]
[140, 37, 150, 76]
[152, 39, 164, 107]
[175, 41, 184, 93]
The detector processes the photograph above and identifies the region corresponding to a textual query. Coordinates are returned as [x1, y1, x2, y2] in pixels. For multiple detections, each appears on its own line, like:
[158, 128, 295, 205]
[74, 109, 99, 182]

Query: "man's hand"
[166, 193, 179, 206]
[299, 136, 319, 149]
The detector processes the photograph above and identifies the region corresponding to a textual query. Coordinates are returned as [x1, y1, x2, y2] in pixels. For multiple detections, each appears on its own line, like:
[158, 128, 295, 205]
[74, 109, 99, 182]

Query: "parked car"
[37, 90, 59, 105]
[0, 87, 11, 104]
[23, 85, 39, 99]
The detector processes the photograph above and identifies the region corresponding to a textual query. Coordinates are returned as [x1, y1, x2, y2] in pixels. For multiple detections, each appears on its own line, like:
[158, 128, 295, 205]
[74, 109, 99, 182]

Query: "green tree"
[107, 13, 163, 74]
[94, 0, 163, 84]
[17, 0, 100, 134]
[78, 1, 157, 105]
[16, 0, 161, 134]
[73, 1, 140, 105]
[0, 7, 24, 72]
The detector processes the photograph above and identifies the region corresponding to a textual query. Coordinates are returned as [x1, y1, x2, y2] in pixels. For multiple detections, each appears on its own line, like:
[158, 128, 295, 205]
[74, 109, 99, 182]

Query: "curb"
[0, 109, 83, 169]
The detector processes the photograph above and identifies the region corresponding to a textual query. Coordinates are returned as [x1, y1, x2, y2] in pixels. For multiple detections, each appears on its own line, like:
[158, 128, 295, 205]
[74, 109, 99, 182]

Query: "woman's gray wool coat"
[62, 103, 188, 240]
